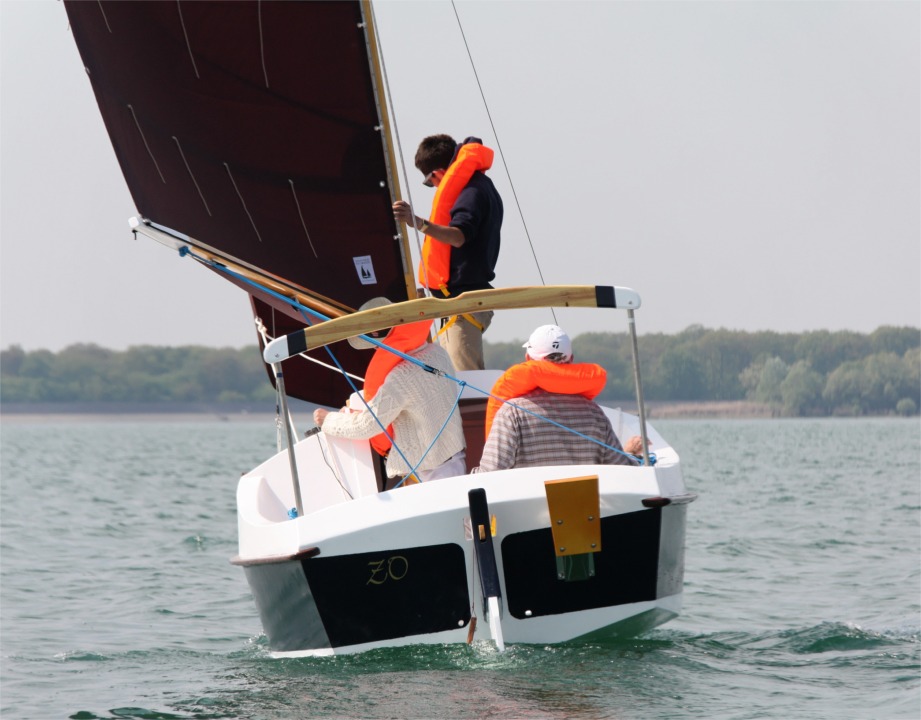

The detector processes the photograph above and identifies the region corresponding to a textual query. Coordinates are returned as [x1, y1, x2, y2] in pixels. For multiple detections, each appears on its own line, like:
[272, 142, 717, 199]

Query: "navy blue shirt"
[444, 171, 503, 296]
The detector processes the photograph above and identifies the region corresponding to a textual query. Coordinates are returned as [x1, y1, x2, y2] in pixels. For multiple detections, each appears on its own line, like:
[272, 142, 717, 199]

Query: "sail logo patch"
[353, 256, 377, 285]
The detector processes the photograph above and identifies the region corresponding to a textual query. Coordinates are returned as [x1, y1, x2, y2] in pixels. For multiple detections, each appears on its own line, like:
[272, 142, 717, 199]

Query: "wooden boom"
[129, 217, 353, 320]
[263, 285, 641, 363]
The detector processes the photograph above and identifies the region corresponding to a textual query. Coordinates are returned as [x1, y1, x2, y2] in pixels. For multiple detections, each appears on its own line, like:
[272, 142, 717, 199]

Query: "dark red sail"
[65, 0, 413, 406]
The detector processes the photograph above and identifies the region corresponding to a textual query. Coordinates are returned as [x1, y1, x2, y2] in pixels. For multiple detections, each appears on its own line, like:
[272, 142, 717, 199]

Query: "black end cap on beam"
[595, 286, 617, 308]
[287, 331, 308, 357]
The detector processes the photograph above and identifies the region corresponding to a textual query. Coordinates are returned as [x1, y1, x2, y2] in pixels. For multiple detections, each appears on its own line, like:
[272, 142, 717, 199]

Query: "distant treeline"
[2, 325, 919, 416]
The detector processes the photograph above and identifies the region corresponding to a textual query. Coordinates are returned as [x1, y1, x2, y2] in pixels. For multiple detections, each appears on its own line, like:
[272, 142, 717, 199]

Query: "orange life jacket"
[484, 361, 608, 439]
[362, 319, 434, 456]
[418, 142, 494, 291]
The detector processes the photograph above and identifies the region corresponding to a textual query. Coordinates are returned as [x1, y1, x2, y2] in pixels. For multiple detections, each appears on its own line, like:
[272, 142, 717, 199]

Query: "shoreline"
[2, 401, 912, 422]
[0, 400, 782, 422]
[0, 401, 316, 424]
[0, 412, 281, 424]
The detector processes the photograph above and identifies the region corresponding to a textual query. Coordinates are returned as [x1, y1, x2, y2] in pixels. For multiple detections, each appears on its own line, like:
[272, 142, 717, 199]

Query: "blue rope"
[181, 249, 648, 466]
[393, 381, 467, 488]
[486, 393, 649, 465]
[182, 250, 441, 475]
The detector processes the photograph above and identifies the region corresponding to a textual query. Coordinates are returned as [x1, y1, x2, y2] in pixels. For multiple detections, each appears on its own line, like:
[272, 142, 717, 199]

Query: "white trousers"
[417, 450, 468, 482]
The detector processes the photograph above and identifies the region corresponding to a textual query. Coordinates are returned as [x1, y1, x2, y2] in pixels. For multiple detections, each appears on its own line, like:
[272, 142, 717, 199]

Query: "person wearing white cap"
[477, 325, 644, 472]
[521, 323, 574, 362]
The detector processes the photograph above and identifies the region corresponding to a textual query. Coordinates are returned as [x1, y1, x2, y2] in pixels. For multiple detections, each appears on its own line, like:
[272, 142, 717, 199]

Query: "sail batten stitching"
[224, 163, 263, 242]
[176, 0, 200, 80]
[173, 136, 211, 216]
[288, 180, 319, 258]
[95, 0, 112, 33]
[258, 0, 270, 88]
[127, 104, 165, 183]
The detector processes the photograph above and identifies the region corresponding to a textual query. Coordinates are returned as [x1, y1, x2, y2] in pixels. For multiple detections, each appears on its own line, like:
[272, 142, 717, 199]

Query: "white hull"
[234, 397, 694, 656]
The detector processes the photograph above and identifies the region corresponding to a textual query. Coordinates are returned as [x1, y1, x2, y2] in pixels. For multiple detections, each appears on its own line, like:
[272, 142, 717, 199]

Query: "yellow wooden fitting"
[544, 475, 601, 557]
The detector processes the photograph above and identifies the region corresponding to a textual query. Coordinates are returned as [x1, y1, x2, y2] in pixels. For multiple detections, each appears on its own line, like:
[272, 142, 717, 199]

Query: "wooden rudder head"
[544, 475, 601, 557]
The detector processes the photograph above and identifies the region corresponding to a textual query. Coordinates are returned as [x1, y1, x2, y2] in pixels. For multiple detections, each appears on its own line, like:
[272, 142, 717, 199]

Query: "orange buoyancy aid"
[418, 142, 494, 291]
[362, 319, 435, 456]
[484, 360, 608, 439]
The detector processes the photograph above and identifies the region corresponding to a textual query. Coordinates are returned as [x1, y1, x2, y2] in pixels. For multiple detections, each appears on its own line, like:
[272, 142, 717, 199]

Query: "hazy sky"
[2, 0, 918, 352]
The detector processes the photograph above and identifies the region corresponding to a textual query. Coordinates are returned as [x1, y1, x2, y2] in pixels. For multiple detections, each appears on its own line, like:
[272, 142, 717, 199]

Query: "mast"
[360, 0, 417, 301]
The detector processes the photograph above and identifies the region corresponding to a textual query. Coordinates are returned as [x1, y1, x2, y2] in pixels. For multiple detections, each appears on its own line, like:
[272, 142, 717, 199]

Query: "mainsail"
[64, 0, 415, 406]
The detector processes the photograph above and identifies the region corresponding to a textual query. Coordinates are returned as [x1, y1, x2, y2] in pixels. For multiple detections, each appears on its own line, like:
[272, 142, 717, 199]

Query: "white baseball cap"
[522, 324, 572, 361]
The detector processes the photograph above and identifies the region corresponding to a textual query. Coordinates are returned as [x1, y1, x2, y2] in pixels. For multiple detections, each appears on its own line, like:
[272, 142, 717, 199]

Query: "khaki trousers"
[438, 310, 494, 371]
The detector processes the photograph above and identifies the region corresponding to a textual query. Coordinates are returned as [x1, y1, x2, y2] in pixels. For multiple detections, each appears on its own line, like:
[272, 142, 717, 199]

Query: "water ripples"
[1, 418, 918, 719]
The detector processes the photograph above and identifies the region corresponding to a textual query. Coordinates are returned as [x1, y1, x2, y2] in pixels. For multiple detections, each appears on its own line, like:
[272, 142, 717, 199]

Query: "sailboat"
[65, 0, 696, 656]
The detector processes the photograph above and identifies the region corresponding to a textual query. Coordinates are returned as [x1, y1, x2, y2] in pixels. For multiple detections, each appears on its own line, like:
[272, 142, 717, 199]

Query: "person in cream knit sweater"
[313, 342, 467, 483]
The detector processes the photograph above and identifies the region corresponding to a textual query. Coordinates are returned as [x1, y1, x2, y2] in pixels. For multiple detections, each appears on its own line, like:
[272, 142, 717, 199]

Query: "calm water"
[1, 417, 918, 719]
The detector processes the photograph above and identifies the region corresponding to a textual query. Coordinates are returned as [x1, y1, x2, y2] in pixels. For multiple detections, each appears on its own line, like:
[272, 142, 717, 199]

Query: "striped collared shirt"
[478, 389, 637, 472]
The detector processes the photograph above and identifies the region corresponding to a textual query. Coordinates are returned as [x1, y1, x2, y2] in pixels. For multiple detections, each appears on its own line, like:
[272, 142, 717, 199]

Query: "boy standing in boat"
[393, 134, 503, 372]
